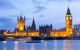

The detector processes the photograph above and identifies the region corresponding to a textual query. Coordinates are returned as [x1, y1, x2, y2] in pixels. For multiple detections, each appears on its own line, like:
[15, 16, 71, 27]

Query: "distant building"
[39, 24, 52, 36]
[74, 24, 80, 37]
[0, 30, 6, 36]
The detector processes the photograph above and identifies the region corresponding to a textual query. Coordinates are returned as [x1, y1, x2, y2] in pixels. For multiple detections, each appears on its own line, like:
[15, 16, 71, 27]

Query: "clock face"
[70, 17, 72, 20]
[66, 17, 68, 19]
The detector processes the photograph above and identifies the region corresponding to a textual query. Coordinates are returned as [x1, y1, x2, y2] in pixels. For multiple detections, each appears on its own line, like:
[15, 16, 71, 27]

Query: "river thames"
[0, 40, 80, 50]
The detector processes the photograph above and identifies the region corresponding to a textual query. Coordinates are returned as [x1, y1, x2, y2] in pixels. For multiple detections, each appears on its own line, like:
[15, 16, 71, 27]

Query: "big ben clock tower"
[65, 7, 73, 36]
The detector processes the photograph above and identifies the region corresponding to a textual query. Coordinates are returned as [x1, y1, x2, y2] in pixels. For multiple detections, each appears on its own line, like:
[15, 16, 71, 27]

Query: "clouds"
[0, 16, 17, 31]
[66, 0, 79, 2]
[0, 0, 15, 9]
[47, 0, 79, 2]
[0, 0, 80, 30]
[32, 0, 48, 4]
[32, 0, 47, 13]
[33, 5, 46, 13]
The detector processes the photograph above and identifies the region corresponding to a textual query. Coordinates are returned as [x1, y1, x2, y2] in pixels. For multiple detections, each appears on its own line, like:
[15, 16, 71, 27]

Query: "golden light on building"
[50, 7, 73, 37]
[15, 31, 27, 36]
[3, 7, 73, 37]
[28, 32, 39, 36]
[17, 16, 25, 31]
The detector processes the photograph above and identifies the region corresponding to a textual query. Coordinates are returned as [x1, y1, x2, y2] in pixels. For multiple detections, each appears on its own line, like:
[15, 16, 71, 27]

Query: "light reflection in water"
[14, 41, 19, 50]
[43, 41, 47, 50]
[3, 41, 7, 44]
[31, 43, 35, 50]
[3, 47, 6, 50]
[1, 40, 78, 50]
[3, 41, 7, 50]
[54, 40, 57, 50]
[63, 40, 72, 50]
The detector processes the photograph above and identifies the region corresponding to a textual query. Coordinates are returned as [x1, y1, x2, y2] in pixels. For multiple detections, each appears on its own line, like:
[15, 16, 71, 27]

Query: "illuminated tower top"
[66, 7, 72, 20]
[17, 16, 25, 31]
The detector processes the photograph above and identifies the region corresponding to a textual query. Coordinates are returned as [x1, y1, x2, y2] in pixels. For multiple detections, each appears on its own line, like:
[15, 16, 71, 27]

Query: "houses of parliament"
[3, 7, 73, 37]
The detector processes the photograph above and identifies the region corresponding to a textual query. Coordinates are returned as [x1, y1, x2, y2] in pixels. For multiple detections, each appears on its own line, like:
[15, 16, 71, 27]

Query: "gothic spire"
[19, 10, 23, 20]
[32, 17, 35, 25]
[31, 17, 36, 31]
[66, 7, 71, 15]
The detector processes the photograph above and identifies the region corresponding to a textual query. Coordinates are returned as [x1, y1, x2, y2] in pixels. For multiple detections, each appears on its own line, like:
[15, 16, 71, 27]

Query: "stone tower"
[65, 7, 73, 36]
[17, 16, 25, 31]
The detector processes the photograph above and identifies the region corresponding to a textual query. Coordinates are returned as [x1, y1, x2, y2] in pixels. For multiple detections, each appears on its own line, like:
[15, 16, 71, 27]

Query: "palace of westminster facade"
[4, 7, 73, 37]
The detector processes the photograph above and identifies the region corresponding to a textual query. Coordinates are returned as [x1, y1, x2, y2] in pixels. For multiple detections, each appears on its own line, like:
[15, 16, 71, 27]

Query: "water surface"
[0, 40, 80, 50]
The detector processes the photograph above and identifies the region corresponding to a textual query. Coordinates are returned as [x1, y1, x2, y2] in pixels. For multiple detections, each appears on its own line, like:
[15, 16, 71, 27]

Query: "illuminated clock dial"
[70, 17, 72, 20]
[66, 17, 68, 19]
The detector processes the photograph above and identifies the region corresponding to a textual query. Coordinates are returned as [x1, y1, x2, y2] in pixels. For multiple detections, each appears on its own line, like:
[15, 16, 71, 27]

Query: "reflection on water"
[3, 41, 7, 50]
[3, 41, 7, 45]
[14, 41, 19, 50]
[63, 40, 72, 50]
[31, 44, 35, 50]
[43, 41, 47, 50]
[54, 40, 57, 50]
[0, 40, 80, 50]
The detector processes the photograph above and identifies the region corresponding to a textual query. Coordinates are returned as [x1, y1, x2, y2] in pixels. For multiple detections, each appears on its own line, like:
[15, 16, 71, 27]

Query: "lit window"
[55, 34, 57, 37]
[64, 35, 66, 37]
[32, 34, 34, 36]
